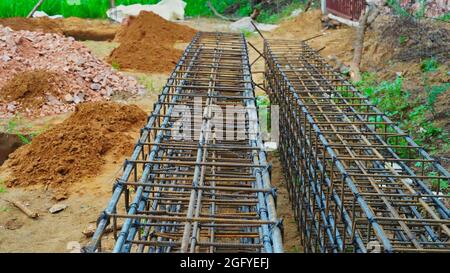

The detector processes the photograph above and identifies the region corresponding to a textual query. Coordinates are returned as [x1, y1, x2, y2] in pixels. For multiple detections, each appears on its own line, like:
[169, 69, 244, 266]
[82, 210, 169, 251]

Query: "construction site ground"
[0, 10, 448, 253]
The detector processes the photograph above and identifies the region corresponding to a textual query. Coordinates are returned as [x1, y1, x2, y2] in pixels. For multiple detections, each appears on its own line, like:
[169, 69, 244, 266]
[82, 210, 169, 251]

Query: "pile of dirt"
[274, 9, 324, 38]
[368, 15, 450, 62]
[109, 11, 197, 73]
[0, 17, 119, 41]
[0, 17, 62, 34]
[5, 102, 147, 193]
[271, 9, 356, 64]
[0, 70, 70, 113]
[0, 26, 146, 118]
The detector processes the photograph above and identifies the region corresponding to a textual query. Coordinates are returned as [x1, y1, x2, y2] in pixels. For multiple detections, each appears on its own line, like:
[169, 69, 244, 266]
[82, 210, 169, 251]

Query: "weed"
[290, 245, 300, 253]
[6, 117, 33, 144]
[399, 35, 408, 45]
[425, 83, 449, 117]
[3, 115, 39, 145]
[386, 0, 411, 17]
[358, 76, 409, 119]
[421, 58, 439, 72]
[0, 179, 6, 194]
[242, 30, 254, 38]
[429, 171, 449, 192]
[111, 60, 121, 70]
[437, 12, 450, 22]
[355, 72, 448, 155]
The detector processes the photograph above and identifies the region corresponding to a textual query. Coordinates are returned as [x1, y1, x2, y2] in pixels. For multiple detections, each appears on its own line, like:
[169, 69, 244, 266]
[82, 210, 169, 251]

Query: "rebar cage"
[264, 39, 450, 253]
[85, 32, 283, 253]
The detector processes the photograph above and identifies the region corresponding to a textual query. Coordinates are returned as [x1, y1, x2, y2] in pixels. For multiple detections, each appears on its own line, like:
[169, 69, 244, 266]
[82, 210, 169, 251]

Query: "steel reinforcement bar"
[85, 32, 283, 253]
[264, 39, 450, 253]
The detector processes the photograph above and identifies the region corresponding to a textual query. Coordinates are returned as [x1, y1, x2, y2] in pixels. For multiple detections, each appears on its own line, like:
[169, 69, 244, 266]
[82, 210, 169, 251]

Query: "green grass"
[0, 0, 243, 19]
[0, 0, 305, 23]
[0, 0, 159, 18]
[355, 72, 449, 151]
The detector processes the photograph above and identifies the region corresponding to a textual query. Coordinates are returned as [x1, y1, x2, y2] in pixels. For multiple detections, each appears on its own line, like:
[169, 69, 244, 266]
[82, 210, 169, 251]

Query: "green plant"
[399, 35, 408, 45]
[242, 30, 254, 38]
[0, 0, 261, 19]
[415, 0, 426, 18]
[357, 74, 429, 121]
[256, 95, 270, 107]
[386, 0, 410, 17]
[111, 60, 121, 70]
[429, 171, 449, 192]
[6, 119, 32, 144]
[356, 72, 448, 155]
[368, 76, 409, 119]
[437, 12, 450, 22]
[421, 58, 439, 72]
[425, 83, 449, 117]
[290, 245, 300, 253]
[0, 179, 6, 194]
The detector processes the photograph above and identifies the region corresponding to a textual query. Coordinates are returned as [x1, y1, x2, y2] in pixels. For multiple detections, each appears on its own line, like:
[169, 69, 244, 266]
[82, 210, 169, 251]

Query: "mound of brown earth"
[5, 102, 147, 193]
[0, 17, 119, 41]
[0, 26, 146, 118]
[0, 70, 67, 113]
[109, 11, 197, 73]
[0, 17, 62, 34]
[274, 9, 324, 38]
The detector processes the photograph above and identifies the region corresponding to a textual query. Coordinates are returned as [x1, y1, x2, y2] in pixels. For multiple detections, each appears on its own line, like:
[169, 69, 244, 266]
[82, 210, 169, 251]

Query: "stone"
[49, 203, 68, 214]
[64, 94, 74, 103]
[73, 94, 84, 104]
[90, 83, 101, 91]
[6, 103, 16, 112]
[106, 87, 114, 97]
[1, 54, 11, 62]
[47, 95, 60, 105]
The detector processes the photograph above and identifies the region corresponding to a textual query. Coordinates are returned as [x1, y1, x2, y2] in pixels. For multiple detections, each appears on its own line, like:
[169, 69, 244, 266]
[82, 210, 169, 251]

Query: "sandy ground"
[0, 17, 302, 253]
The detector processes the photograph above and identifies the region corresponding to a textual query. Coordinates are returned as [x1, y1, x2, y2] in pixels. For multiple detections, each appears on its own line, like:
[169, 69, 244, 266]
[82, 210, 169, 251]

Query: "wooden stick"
[6, 199, 39, 219]
[27, 0, 45, 18]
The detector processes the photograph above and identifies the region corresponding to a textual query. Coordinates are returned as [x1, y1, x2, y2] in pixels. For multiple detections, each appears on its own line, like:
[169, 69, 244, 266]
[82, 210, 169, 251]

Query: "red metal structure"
[326, 0, 366, 21]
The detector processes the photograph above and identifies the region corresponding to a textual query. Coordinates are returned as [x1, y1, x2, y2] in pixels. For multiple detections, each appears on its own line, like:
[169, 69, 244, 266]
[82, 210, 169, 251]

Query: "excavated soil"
[0, 17, 119, 41]
[4, 102, 147, 194]
[109, 11, 197, 73]
[0, 70, 67, 111]
[0, 17, 61, 34]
